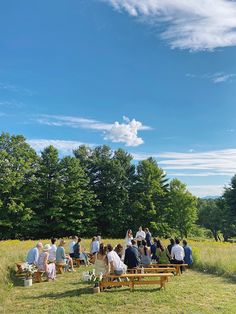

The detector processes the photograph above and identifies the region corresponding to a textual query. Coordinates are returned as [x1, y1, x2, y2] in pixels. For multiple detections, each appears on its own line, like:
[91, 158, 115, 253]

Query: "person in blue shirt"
[26, 242, 43, 265]
[182, 240, 193, 266]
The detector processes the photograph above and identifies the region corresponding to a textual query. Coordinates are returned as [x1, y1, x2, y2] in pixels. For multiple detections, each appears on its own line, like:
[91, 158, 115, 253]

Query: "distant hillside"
[201, 195, 220, 200]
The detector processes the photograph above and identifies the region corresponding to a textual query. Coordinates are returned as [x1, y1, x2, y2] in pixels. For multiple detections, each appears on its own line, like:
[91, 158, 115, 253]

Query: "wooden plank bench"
[56, 262, 66, 274]
[128, 267, 177, 275]
[99, 272, 173, 292]
[150, 263, 189, 275]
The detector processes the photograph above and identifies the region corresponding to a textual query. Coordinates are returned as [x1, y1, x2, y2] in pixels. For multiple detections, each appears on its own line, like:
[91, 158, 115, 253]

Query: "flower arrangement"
[22, 263, 37, 279]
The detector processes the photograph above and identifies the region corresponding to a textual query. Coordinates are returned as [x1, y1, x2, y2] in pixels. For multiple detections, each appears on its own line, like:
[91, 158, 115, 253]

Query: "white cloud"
[37, 115, 151, 147]
[187, 185, 224, 197]
[187, 72, 235, 83]
[0, 82, 34, 96]
[27, 139, 90, 155]
[131, 148, 236, 175]
[102, 0, 236, 50]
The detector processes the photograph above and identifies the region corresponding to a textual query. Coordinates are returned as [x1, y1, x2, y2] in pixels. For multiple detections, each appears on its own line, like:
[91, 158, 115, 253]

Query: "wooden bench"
[128, 267, 177, 275]
[56, 263, 66, 274]
[150, 263, 189, 275]
[34, 271, 45, 283]
[100, 273, 173, 292]
[73, 258, 81, 267]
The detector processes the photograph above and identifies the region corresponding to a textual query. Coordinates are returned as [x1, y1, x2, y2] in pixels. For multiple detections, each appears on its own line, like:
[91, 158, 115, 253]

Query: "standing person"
[135, 226, 146, 247]
[124, 243, 140, 269]
[107, 244, 127, 275]
[124, 229, 133, 247]
[183, 240, 193, 266]
[56, 239, 75, 272]
[167, 238, 175, 261]
[90, 236, 100, 255]
[94, 243, 108, 276]
[48, 238, 57, 263]
[171, 238, 185, 273]
[69, 236, 78, 258]
[37, 244, 56, 280]
[26, 242, 43, 265]
[145, 228, 152, 247]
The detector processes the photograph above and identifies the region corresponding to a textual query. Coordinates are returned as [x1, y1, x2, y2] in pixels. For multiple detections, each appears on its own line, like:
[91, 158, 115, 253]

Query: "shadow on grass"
[26, 287, 93, 299]
[9, 267, 24, 287]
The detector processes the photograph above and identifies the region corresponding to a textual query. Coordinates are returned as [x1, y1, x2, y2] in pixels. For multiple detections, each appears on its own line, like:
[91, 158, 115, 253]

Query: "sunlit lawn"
[1, 238, 236, 314]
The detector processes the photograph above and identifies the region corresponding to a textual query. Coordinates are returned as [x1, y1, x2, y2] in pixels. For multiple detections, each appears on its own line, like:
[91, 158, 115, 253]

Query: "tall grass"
[190, 240, 236, 278]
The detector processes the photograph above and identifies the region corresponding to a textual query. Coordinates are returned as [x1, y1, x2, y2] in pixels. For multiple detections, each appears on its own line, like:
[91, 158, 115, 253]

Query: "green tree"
[131, 158, 170, 236]
[32, 146, 63, 238]
[0, 133, 38, 239]
[59, 156, 97, 236]
[198, 199, 222, 241]
[169, 178, 197, 238]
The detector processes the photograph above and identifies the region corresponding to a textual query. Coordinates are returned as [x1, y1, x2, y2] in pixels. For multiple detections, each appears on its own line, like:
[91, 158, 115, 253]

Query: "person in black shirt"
[167, 238, 175, 261]
[124, 245, 140, 269]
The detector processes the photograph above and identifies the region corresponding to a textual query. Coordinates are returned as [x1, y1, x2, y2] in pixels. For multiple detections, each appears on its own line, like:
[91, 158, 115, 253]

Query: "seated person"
[56, 239, 75, 272]
[171, 238, 185, 273]
[183, 240, 193, 266]
[139, 240, 151, 267]
[90, 236, 100, 255]
[94, 243, 108, 276]
[156, 240, 169, 264]
[167, 238, 175, 261]
[150, 238, 158, 261]
[114, 243, 124, 259]
[73, 237, 88, 265]
[26, 242, 43, 265]
[48, 238, 57, 263]
[124, 243, 140, 269]
[37, 244, 56, 280]
[69, 236, 78, 258]
[107, 244, 127, 275]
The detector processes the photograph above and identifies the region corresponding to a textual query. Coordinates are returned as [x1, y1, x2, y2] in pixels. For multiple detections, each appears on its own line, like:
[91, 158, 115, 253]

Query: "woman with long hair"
[94, 243, 108, 276]
[124, 229, 133, 247]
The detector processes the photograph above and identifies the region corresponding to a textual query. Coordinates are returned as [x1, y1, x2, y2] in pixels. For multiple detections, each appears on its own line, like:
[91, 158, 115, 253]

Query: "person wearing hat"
[56, 239, 75, 272]
[37, 244, 56, 280]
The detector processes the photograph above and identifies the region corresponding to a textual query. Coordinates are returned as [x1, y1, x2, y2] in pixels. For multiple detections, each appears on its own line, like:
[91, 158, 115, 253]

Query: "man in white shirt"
[171, 238, 185, 273]
[135, 226, 146, 247]
[107, 244, 127, 275]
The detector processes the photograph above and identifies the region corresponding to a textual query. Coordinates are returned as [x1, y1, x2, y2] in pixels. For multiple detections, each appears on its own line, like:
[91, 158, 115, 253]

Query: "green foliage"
[169, 179, 198, 238]
[0, 131, 220, 239]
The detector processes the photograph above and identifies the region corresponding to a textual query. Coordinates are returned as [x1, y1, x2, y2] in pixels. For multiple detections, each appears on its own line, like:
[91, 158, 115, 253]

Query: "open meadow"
[1, 239, 236, 314]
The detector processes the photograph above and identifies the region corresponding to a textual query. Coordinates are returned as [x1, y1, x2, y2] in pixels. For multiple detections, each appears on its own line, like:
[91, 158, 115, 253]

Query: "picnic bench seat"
[150, 263, 189, 275]
[100, 272, 173, 292]
[15, 262, 26, 277]
[56, 262, 66, 274]
[128, 267, 177, 275]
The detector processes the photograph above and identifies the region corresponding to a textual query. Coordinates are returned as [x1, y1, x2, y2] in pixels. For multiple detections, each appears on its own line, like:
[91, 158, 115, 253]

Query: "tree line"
[0, 132, 235, 240]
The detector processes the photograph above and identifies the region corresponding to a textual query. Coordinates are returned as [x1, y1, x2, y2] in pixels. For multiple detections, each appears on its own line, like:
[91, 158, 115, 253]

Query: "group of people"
[25, 226, 193, 280]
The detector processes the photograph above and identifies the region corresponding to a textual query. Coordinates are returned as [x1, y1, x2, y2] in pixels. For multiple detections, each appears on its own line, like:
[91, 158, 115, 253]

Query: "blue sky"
[1, 0, 236, 197]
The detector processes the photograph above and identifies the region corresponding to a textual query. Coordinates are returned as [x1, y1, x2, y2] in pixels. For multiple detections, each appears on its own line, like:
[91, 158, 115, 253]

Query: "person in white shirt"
[107, 244, 127, 275]
[48, 238, 57, 262]
[90, 236, 100, 255]
[69, 236, 78, 258]
[135, 226, 146, 247]
[171, 238, 185, 273]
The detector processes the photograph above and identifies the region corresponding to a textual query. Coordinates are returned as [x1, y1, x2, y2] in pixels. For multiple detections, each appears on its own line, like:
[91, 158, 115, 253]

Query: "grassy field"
[1, 239, 236, 314]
